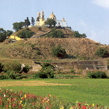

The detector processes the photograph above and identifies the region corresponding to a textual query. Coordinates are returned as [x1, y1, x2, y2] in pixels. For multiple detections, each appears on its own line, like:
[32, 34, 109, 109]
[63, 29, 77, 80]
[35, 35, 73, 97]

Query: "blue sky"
[0, 0, 109, 44]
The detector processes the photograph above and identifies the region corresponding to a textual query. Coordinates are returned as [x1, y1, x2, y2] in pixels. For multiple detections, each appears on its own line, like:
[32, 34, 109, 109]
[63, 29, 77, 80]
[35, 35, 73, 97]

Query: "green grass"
[0, 79, 109, 106]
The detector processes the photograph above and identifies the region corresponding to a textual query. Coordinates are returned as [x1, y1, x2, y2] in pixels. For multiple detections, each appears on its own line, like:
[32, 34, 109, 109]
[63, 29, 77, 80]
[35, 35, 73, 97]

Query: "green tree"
[25, 17, 30, 27]
[81, 33, 87, 38]
[13, 22, 25, 31]
[52, 45, 67, 58]
[73, 31, 80, 38]
[45, 18, 56, 27]
[0, 28, 6, 42]
[95, 47, 108, 58]
[6, 30, 13, 36]
[17, 28, 34, 38]
[31, 17, 35, 25]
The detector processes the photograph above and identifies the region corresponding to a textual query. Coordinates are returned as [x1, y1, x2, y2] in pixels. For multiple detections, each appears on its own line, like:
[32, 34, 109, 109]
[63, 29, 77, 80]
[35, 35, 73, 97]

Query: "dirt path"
[0, 81, 71, 87]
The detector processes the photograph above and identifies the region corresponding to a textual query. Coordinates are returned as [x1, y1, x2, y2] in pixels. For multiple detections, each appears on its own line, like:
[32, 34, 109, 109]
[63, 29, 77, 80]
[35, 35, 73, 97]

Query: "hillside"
[0, 27, 109, 61]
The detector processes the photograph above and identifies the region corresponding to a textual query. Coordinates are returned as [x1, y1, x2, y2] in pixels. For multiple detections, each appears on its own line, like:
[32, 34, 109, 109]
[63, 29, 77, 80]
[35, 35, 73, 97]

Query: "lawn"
[0, 79, 109, 106]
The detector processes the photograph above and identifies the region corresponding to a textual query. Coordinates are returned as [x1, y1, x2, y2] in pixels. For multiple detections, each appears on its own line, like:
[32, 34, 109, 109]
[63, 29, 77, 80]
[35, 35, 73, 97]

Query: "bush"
[23, 65, 30, 73]
[95, 47, 108, 58]
[0, 63, 3, 73]
[3, 61, 21, 73]
[6, 71, 16, 79]
[52, 45, 67, 58]
[37, 63, 54, 78]
[17, 28, 34, 38]
[88, 71, 108, 78]
[0, 75, 7, 80]
[70, 68, 75, 73]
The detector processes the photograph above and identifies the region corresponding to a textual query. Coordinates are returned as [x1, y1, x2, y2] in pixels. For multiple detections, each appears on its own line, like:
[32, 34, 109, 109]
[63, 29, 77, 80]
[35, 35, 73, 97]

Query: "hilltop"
[0, 27, 109, 63]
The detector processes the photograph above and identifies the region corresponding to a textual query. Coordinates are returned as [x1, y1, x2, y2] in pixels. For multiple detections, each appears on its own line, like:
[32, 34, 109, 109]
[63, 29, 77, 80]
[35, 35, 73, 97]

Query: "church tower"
[36, 12, 40, 26]
[40, 11, 45, 26]
[36, 11, 45, 26]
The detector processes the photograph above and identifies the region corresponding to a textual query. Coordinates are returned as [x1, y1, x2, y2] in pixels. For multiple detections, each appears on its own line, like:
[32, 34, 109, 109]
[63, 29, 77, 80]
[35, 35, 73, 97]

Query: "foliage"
[88, 71, 108, 78]
[0, 88, 108, 108]
[45, 18, 56, 27]
[95, 47, 108, 58]
[0, 28, 6, 42]
[25, 17, 30, 27]
[31, 17, 35, 25]
[23, 65, 30, 73]
[0, 63, 3, 72]
[6, 30, 13, 36]
[3, 61, 21, 73]
[52, 44, 67, 58]
[17, 28, 34, 38]
[13, 22, 25, 31]
[46, 28, 64, 38]
[73, 31, 87, 38]
[5, 70, 16, 79]
[37, 63, 55, 78]
[70, 68, 75, 73]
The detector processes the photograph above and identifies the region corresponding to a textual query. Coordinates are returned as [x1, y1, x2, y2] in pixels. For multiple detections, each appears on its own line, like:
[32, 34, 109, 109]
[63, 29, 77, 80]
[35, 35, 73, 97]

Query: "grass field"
[0, 79, 109, 106]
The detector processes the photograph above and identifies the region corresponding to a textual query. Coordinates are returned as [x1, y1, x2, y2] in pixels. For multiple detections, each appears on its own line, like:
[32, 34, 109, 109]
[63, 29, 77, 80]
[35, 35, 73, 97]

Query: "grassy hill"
[0, 26, 109, 63]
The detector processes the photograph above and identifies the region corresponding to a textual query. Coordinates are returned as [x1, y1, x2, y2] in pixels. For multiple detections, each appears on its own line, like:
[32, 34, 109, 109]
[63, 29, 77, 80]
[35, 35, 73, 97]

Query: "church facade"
[36, 11, 67, 27]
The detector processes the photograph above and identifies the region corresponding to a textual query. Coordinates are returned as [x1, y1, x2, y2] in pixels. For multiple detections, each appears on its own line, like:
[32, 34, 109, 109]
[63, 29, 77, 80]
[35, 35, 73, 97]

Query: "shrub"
[3, 61, 21, 73]
[0, 75, 7, 80]
[95, 47, 108, 58]
[52, 45, 67, 58]
[70, 68, 75, 73]
[0, 63, 3, 73]
[6, 71, 16, 79]
[17, 28, 34, 38]
[88, 71, 108, 78]
[23, 65, 30, 73]
[37, 63, 54, 78]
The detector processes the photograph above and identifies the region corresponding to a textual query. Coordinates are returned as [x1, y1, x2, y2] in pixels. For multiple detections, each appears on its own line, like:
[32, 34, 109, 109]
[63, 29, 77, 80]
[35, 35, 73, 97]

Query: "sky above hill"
[0, 0, 109, 45]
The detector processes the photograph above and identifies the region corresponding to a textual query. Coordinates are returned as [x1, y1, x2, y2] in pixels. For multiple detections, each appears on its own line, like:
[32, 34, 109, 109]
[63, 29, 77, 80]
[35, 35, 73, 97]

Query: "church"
[36, 11, 67, 27]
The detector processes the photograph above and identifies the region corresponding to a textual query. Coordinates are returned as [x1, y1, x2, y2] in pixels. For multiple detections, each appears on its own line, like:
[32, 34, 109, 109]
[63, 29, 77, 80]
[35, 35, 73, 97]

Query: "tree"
[51, 28, 64, 38]
[0, 28, 6, 42]
[95, 47, 108, 58]
[73, 31, 87, 38]
[45, 18, 56, 27]
[25, 17, 30, 27]
[6, 30, 13, 36]
[52, 45, 67, 58]
[13, 22, 25, 31]
[81, 33, 87, 38]
[31, 17, 35, 25]
[17, 28, 34, 38]
[73, 31, 80, 38]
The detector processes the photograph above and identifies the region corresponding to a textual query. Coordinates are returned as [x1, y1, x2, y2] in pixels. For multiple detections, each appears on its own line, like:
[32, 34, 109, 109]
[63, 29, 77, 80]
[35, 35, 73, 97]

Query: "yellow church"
[36, 11, 67, 27]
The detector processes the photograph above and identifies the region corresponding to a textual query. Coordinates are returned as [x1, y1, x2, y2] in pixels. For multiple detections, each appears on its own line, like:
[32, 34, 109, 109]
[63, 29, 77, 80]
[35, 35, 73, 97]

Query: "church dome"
[49, 12, 56, 20]
[62, 18, 66, 22]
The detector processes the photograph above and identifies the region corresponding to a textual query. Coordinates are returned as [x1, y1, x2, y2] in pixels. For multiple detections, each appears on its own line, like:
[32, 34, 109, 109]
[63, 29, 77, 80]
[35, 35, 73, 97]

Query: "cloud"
[79, 20, 87, 28]
[92, 0, 109, 9]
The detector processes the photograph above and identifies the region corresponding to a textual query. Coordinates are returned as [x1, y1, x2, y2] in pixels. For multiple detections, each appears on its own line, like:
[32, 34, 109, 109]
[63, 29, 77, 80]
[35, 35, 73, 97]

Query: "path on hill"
[32, 30, 52, 38]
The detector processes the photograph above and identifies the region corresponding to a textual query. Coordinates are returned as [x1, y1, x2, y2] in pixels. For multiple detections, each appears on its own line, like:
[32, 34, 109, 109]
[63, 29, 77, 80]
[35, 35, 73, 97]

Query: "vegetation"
[13, 22, 25, 31]
[25, 17, 30, 27]
[74, 31, 87, 38]
[0, 63, 3, 72]
[52, 44, 67, 58]
[45, 18, 56, 27]
[3, 61, 21, 73]
[17, 28, 34, 38]
[0, 28, 6, 42]
[31, 17, 35, 25]
[0, 79, 109, 106]
[95, 47, 108, 58]
[23, 65, 30, 73]
[34, 63, 54, 78]
[88, 71, 108, 78]
[46, 28, 64, 38]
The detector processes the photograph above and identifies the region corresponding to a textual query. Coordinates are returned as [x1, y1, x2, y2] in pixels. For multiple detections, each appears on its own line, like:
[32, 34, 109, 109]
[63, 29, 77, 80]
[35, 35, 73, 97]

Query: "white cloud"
[79, 20, 87, 28]
[92, 0, 109, 9]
